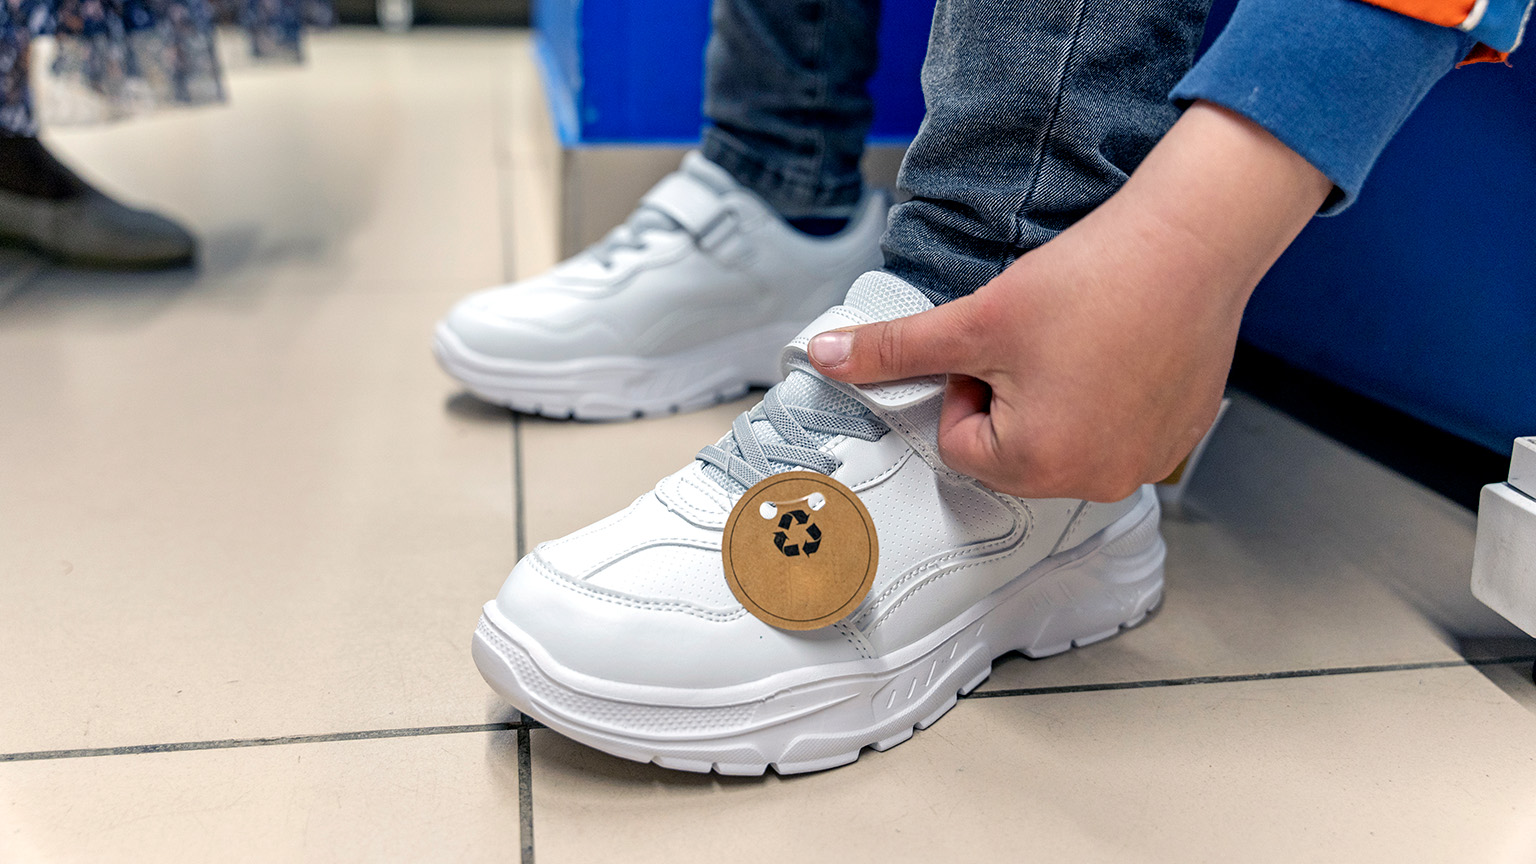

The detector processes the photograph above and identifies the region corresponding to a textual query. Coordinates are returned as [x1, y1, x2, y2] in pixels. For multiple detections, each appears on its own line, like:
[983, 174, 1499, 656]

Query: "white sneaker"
[434, 152, 888, 420]
[472, 272, 1165, 774]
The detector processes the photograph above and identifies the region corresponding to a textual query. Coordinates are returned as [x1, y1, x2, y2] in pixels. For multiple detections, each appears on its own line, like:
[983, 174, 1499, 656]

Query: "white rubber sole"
[433, 321, 803, 421]
[472, 494, 1165, 775]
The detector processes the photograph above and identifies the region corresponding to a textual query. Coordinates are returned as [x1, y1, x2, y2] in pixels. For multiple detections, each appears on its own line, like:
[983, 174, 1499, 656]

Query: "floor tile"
[37, 29, 520, 288]
[0, 730, 523, 863]
[0, 281, 515, 753]
[1209, 393, 1516, 637]
[529, 666, 1536, 864]
[978, 394, 1489, 692]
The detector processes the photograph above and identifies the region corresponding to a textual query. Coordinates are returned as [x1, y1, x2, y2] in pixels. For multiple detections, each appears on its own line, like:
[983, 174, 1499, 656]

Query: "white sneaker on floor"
[471, 272, 1165, 775]
[434, 152, 888, 420]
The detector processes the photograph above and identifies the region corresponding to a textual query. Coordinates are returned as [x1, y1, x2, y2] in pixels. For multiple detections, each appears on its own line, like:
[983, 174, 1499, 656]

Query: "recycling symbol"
[772, 509, 822, 557]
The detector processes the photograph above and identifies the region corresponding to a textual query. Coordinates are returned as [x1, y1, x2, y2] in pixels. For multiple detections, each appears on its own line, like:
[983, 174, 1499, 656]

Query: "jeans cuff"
[701, 126, 865, 220]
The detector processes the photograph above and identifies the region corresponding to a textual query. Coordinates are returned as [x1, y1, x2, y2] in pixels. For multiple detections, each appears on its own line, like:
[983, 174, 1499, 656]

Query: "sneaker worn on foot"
[434, 152, 887, 420]
[471, 272, 1165, 774]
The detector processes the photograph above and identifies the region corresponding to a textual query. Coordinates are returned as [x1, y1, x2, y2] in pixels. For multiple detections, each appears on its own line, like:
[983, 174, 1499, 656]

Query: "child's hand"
[810, 102, 1332, 501]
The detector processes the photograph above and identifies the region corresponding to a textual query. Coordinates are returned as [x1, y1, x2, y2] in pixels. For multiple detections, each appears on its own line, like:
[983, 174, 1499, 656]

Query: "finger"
[808, 294, 987, 384]
[935, 374, 1002, 482]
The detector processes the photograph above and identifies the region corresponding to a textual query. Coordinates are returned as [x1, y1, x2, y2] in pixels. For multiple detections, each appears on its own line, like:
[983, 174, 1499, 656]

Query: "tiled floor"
[2, 28, 1534, 864]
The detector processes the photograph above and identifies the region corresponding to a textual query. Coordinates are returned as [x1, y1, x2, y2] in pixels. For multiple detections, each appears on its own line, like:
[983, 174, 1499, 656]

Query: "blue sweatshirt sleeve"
[1170, 0, 1476, 213]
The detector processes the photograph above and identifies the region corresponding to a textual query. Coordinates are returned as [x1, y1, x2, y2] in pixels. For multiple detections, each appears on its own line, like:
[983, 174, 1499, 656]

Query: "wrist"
[1098, 101, 1331, 306]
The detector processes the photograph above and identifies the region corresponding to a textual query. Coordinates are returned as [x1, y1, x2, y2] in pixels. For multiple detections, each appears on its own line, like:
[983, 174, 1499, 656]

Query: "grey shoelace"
[698, 379, 888, 490]
[587, 203, 678, 268]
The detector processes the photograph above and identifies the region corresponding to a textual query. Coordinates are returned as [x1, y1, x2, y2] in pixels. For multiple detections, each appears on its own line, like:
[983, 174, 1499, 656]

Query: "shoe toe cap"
[440, 282, 617, 362]
[440, 288, 513, 354]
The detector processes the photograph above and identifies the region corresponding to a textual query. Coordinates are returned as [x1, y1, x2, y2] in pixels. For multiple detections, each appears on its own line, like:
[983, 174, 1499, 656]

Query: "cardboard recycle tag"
[721, 471, 879, 631]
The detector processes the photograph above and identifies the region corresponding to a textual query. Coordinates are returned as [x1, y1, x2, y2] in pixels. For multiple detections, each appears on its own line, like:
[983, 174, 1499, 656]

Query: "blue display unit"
[1239, 56, 1536, 453]
[532, 0, 934, 145]
[535, 0, 1535, 452]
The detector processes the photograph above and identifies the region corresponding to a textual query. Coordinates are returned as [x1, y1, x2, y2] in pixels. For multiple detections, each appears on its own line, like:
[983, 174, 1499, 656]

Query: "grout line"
[5, 658, 1528, 765]
[503, 184, 534, 863]
[963, 655, 1536, 700]
[495, 123, 536, 862]
[497, 76, 525, 563]
[0, 721, 543, 764]
[518, 725, 536, 864]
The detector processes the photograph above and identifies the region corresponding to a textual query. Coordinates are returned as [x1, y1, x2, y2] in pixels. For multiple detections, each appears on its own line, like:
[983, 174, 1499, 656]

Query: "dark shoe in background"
[0, 136, 195, 270]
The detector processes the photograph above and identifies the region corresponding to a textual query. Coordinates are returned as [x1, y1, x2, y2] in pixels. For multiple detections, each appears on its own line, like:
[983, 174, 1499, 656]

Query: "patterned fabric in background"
[0, 0, 332, 135]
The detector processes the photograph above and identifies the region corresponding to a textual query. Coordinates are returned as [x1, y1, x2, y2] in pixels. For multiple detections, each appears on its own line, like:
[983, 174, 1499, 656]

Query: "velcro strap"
[781, 307, 945, 411]
[640, 173, 729, 239]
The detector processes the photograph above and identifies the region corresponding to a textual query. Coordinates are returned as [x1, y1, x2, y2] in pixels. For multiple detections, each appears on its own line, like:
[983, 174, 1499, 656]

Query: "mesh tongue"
[699, 272, 935, 494]
[843, 270, 935, 319]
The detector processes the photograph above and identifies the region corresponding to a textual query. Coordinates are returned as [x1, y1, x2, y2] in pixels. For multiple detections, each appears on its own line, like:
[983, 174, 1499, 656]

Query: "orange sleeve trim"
[1458, 43, 1514, 64]
[1355, 0, 1476, 27]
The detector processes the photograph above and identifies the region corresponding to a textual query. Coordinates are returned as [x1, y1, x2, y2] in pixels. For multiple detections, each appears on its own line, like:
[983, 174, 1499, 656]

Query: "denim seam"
[1010, 0, 1091, 252]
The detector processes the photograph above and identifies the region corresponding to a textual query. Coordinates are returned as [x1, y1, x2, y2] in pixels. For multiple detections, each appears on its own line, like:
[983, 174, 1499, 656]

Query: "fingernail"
[809, 330, 853, 367]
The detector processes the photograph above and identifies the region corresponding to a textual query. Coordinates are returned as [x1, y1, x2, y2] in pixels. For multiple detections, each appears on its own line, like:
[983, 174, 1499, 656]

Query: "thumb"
[808, 295, 984, 384]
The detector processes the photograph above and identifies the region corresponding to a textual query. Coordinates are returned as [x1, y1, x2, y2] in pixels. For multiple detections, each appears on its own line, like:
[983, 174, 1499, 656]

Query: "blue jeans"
[700, 0, 1212, 304]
